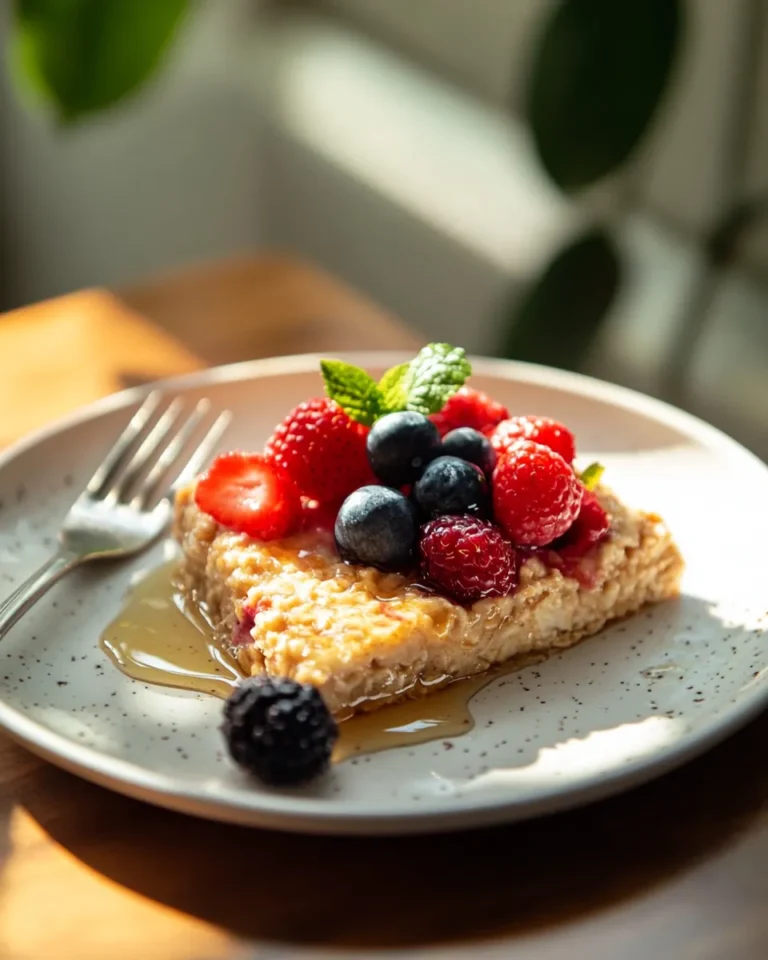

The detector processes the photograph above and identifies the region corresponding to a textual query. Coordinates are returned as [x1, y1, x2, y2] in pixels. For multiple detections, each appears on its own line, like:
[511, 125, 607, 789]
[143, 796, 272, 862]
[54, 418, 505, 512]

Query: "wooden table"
[0, 255, 765, 960]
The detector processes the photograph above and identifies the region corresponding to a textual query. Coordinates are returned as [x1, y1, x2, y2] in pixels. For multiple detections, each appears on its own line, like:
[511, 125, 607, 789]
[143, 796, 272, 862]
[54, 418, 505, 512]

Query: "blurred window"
[312, 0, 544, 109]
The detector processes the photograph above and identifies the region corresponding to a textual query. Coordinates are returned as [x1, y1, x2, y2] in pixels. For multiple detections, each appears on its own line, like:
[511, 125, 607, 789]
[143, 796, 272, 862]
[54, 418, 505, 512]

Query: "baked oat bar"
[174, 483, 683, 718]
[169, 345, 687, 786]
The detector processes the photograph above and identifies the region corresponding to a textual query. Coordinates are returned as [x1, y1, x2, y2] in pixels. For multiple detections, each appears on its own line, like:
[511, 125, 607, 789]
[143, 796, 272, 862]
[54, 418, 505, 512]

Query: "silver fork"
[0, 392, 231, 639]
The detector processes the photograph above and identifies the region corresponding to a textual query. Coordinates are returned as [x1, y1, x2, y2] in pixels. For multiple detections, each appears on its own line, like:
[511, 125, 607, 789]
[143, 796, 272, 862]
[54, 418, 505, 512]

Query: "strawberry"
[429, 387, 509, 437]
[194, 452, 301, 540]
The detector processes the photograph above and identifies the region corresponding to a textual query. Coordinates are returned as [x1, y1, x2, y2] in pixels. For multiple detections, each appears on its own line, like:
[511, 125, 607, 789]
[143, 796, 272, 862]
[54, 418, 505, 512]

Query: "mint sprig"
[320, 359, 384, 426]
[400, 342, 472, 416]
[320, 343, 472, 425]
[579, 461, 605, 490]
[377, 362, 410, 411]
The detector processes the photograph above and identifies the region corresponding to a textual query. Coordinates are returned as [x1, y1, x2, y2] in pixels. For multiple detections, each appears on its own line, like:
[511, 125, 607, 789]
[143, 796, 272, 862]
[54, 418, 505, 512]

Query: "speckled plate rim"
[1, 353, 767, 835]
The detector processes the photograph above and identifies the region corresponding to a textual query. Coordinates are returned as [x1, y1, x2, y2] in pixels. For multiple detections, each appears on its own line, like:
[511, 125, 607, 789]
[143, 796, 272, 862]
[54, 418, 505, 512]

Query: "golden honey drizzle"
[100, 563, 241, 699]
[332, 675, 494, 762]
[100, 562, 538, 762]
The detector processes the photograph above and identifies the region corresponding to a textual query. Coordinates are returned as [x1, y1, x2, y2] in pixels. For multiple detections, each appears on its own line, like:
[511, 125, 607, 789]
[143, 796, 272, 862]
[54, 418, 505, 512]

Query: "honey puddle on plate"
[100, 562, 535, 762]
[100, 563, 241, 699]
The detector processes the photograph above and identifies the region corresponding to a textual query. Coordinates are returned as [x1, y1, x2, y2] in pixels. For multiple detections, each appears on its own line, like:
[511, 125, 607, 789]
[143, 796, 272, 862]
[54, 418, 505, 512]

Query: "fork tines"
[86, 393, 231, 510]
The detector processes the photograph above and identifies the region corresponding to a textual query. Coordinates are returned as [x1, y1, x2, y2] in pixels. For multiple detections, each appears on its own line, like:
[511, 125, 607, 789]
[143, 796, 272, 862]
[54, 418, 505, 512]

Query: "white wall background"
[0, 0, 766, 455]
[320, 0, 768, 277]
[251, 4, 768, 458]
[3, 0, 767, 305]
[0, 0, 264, 307]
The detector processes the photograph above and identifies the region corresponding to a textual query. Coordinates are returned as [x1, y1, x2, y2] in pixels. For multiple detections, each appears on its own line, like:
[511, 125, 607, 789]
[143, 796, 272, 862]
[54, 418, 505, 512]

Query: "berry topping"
[440, 427, 497, 476]
[222, 677, 337, 785]
[490, 416, 576, 464]
[366, 411, 441, 486]
[429, 387, 509, 437]
[322, 343, 472, 424]
[579, 461, 605, 491]
[419, 516, 518, 604]
[553, 489, 610, 559]
[335, 485, 418, 571]
[265, 398, 375, 503]
[300, 497, 341, 534]
[413, 455, 488, 519]
[232, 605, 257, 646]
[194, 452, 301, 540]
[492, 440, 583, 546]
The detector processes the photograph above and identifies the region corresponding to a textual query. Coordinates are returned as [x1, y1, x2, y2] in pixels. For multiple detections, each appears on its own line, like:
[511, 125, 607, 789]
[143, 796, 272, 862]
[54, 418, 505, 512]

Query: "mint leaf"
[320, 359, 383, 426]
[378, 362, 410, 412]
[320, 342, 471, 424]
[580, 462, 605, 490]
[403, 343, 471, 415]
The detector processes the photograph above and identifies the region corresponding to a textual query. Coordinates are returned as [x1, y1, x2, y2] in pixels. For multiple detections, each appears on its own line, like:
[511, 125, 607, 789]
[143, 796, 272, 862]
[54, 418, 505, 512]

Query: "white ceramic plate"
[0, 354, 766, 834]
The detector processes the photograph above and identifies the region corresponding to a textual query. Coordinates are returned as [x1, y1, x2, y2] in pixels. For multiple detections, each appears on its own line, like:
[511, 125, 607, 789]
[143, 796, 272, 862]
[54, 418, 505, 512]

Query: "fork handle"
[0, 550, 80, 639]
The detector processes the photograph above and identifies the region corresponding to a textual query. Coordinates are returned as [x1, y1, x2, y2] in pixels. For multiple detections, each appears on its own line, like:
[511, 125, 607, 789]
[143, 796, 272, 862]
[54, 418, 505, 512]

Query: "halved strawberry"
[194, 452, 301, 540]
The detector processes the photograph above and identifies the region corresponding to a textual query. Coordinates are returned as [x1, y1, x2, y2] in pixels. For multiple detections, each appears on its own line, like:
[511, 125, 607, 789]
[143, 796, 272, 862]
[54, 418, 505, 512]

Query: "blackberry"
[222, 677, 338, 785]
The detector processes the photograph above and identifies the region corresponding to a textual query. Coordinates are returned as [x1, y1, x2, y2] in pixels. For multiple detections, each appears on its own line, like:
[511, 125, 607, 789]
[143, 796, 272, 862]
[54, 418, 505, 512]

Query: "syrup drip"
[333, 674, 494, 762]
[100, 562, 537, 761]
[100, 562, 240, 699]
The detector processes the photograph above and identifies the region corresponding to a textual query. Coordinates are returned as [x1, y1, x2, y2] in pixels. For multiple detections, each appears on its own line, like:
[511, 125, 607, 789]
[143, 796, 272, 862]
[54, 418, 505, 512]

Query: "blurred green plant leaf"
[499, 228, 621, 371]
[10, 0, 189, 123]
[526, 0, 682, 191]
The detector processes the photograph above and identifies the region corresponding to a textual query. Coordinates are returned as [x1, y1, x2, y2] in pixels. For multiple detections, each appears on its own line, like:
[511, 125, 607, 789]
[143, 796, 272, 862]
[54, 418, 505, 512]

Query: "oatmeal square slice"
[173, 483, 683, 718]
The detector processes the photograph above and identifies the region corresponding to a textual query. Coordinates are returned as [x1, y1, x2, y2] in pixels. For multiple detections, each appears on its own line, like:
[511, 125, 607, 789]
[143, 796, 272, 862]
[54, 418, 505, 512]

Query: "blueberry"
[335, 485, 417, 570]
[413, 456, 488, 519]
[441, 427, 496, 476]
[366, 411, 441, 486]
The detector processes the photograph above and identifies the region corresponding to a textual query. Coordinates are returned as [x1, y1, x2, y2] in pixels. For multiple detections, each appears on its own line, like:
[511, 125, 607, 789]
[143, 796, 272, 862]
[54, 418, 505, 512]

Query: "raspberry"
[492, 440, 583, 546]
[195, 452, 301, 540]
[490, 416, 576, 463]
[429, 387, 509, 437]
[553, 489, 609, 559]
[265, 398, 376, 502]
[419, 516, 518, 604]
